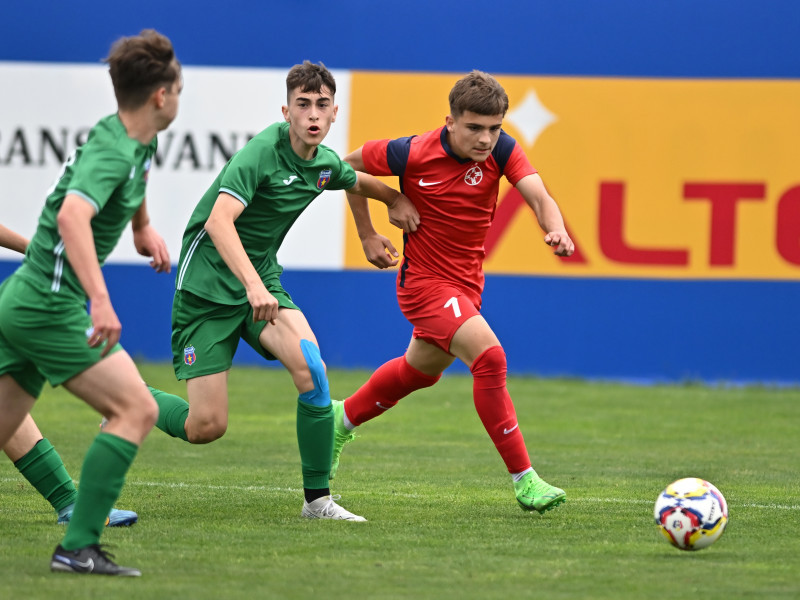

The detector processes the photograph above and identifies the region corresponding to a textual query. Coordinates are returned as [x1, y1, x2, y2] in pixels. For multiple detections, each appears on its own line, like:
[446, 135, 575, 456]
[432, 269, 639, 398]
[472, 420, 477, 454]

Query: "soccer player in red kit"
[335, 70, 574, 513]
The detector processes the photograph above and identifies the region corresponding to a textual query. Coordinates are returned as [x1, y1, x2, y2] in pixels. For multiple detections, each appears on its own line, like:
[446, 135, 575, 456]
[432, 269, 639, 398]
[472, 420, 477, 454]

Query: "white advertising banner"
[0, 62, 351, 268]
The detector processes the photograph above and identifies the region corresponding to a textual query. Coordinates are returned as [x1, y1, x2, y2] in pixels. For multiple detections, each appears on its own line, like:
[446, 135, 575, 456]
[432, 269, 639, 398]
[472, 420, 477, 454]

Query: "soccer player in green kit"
[1, 224, 138, 528]
[149, 61, 419, 520]
[0, 29, 182, 576]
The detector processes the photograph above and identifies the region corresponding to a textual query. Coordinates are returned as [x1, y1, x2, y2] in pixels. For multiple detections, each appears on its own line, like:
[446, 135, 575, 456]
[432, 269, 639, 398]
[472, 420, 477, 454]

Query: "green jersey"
[16, 114, 157, 300]
[175, 121, 357, 305]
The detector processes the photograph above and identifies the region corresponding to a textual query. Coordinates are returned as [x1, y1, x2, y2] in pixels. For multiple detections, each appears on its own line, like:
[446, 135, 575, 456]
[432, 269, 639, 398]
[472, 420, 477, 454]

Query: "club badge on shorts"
[184, 345, 196, 366]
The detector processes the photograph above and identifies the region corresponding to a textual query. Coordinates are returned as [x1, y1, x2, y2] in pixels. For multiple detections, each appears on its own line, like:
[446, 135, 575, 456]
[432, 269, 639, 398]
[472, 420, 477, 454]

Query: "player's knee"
[113, 390, 159, 434]
[399, 356, 442, 389]
[186, 414, 228, 444]
[300, 339, 327, 386]
[297, 339, 331, 407]
[139, 395, 159, 431]
[470, 345, 507, 378]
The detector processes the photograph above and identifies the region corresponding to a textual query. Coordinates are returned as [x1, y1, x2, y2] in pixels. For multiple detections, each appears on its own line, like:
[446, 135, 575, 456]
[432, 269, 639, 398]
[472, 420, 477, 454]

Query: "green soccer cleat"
[514, 471, 567, 514]
[330, 399, 356, 480]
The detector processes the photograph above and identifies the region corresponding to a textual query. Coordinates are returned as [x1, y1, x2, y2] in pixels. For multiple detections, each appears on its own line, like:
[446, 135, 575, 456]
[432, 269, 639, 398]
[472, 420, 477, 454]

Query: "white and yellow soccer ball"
[654, 477, 729, 551]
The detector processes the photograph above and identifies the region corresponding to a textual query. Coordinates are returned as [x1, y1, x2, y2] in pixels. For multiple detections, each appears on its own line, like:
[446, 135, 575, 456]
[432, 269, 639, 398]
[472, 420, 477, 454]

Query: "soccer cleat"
[514, 472, 567, 514]
[329, 399, 356, 480]
[50, 544, 141, 576]
[301, 494, 367, 521]
[106, 508, 138, 527]
[57, 504, 138, 527]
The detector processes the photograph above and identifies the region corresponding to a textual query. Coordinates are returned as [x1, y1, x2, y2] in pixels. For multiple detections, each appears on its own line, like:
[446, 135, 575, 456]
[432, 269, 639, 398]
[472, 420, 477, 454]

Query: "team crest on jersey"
[316, 169, 332, 190]
[143, 158, 152, 182]
[184, 345, 196, 366]
[464, 165, 483, 186]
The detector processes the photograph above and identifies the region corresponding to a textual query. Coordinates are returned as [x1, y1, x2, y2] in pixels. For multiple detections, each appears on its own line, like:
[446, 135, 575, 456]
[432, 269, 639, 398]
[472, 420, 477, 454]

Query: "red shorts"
[397, 282, 482, 354]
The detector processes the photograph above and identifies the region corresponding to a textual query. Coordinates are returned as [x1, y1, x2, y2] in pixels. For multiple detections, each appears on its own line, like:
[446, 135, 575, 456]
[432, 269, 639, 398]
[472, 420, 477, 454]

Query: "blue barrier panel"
[3, 261, 795, 385]
[1, 1, 798, 77]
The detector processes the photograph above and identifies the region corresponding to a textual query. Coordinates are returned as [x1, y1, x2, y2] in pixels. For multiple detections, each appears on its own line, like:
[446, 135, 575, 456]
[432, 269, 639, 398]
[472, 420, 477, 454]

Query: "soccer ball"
[654, 477, 728, 551]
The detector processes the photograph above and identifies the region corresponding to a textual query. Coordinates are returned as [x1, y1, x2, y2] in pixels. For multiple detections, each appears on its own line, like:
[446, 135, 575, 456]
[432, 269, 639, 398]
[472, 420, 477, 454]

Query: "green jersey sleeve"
[217, 136, 273, 207]
[66, 151, 132, 212]
[326, 154, 358, 191]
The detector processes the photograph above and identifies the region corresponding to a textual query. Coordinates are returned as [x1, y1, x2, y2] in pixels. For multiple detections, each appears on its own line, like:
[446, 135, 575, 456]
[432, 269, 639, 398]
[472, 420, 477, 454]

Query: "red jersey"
[361, 126, 536, 299]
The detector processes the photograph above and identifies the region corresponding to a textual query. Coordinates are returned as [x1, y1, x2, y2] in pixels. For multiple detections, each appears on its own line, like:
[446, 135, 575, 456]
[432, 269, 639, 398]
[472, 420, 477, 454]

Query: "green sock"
[149, 385, 190, 442]
[61, 433, 137, 551]
[296, 400, 333, 490]
[14, 438, 77, 513]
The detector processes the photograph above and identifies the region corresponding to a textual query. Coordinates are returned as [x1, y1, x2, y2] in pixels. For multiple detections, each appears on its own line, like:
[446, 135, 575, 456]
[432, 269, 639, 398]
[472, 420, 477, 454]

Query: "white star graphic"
[505, 89, 557, 147]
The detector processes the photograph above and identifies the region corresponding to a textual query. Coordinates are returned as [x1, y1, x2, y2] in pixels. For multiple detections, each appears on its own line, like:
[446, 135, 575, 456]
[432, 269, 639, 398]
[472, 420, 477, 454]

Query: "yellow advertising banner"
[345, 72, 800, 280]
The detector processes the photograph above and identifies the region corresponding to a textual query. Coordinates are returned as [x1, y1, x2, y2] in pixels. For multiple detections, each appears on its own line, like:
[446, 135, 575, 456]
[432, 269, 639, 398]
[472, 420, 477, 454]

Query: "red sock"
[470, 346, 531, 473]
[344, 356, 440, 425]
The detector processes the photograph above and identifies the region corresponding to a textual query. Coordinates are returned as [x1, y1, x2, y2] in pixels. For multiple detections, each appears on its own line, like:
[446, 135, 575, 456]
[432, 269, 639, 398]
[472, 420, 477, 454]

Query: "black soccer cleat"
[50, 544, 141, 576]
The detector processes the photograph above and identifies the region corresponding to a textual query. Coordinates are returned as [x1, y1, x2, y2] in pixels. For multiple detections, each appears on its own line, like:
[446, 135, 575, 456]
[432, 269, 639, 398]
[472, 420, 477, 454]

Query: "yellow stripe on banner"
[345, 72, 800, 280]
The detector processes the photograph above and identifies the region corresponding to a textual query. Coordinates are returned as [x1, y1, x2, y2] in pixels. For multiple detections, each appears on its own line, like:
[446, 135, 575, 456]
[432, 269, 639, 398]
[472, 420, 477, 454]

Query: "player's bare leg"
[260, 308, 365, 521]
[184, 371, 230, 443]
[0, 375, 36, 449]
[3, 413, 44, 460]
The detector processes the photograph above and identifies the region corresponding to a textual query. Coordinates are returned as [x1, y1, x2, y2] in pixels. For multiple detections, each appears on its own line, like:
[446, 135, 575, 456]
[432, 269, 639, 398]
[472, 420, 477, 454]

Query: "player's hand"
[87, 296, 122, 357]
[386, 193, 420, 233]
[361, 232, 400, 269]
[544, 231, 575, 257]
[247, 283, 279, 325]
[133, 224, 171, 273]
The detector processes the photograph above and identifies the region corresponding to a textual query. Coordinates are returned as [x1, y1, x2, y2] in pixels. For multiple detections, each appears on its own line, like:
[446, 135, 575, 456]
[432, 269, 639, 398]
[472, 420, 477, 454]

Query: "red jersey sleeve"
[503, 143, 537, 186]
[360, 139, 393, 176]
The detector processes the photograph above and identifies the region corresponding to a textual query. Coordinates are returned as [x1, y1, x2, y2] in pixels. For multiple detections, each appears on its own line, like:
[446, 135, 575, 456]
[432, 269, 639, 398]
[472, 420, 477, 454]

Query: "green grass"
[1, 364, 799, 599]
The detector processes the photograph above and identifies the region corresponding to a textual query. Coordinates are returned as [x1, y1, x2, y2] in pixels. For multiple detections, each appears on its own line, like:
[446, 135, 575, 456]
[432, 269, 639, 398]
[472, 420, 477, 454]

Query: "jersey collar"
[439, 126, 473, 164]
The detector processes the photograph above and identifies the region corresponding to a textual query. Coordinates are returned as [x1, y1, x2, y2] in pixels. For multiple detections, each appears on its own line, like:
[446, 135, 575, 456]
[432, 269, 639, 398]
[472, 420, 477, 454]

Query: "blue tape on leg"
[298, 339, 330, 407]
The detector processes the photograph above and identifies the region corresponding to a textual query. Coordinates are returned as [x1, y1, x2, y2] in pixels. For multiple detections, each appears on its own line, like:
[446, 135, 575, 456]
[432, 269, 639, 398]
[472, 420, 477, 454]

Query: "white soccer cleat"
[301, 495, 366, 521]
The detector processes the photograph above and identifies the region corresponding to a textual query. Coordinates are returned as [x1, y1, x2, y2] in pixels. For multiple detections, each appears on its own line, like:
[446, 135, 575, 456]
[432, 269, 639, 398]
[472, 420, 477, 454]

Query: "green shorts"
[171, 281, 300, 381]
[0, 276, 122, 398]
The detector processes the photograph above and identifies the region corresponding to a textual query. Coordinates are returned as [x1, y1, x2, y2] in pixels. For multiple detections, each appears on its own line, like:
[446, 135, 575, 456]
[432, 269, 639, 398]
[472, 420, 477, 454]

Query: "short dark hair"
[448, 70, 509, 118]
[285, 60, 336, 102]
[104, 29, 180, 110]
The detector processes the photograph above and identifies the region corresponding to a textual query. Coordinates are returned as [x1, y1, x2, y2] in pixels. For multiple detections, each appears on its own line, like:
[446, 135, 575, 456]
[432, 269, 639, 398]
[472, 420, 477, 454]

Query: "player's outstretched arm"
[345, 190, 399, 269]
[343, 146, 367, 172]
[516, 173, 575, 257]
[343, 146, 397, 267]
[343, 146, 417, 269]
[344, 146, 420, 233]
[131, 198, 171, 273]
[347, 173, 419, 233]
[0, 224, 29, 254]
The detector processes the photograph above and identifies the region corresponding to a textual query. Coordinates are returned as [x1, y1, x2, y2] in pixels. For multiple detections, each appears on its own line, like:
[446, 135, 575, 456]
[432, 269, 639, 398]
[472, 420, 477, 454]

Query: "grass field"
[1, 363, 799, 599]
